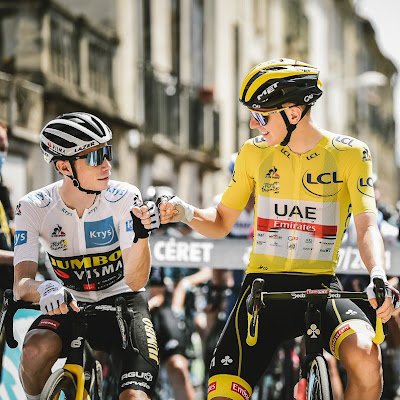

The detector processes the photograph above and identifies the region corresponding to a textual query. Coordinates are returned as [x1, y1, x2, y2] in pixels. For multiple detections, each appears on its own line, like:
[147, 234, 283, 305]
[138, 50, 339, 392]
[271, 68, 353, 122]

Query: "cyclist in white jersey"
[13, 112, 160, 400]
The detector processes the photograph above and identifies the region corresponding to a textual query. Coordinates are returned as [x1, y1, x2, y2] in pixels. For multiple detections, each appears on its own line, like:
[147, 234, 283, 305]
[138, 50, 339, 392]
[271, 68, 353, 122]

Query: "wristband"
[370, 266, 388, 282]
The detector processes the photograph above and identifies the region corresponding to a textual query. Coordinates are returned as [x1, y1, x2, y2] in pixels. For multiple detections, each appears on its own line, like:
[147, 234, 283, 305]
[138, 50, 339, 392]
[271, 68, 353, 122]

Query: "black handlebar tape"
[373, 278, 386, 308]
[4, 289, 18, 348]
[247, 278, 264, 313]
[373, 277, 388, 335]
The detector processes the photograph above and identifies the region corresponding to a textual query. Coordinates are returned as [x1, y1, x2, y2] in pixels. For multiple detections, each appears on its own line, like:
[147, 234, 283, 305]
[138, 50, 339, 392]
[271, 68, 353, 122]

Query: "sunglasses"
[250, 105, 295, 126]
[72, 145, 113, 166]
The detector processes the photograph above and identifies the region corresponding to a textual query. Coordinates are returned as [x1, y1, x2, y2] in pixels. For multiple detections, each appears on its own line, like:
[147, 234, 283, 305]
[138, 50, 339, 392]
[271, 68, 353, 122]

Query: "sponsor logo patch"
[104, 186, 129, 202]
[15, 203, 22, 215]
[50, 240, 68, 251]
[330, 324, 351, 353]
[84, 216, 118, 248]
[48, 248, 123, 291]
[51, 224, 66, 237]
[38, 319, 60, 329]
[15, 230, 27, 246]
[126, 219, 133, 232]
[357, 176, 375, 198]
[208, 381, 217, 393]
[231, 382, 250, 400]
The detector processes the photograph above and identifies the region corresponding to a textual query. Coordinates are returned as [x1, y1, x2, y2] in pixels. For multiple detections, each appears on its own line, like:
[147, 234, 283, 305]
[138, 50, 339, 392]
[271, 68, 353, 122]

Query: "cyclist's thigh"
[105, 292, 159, 397]
[323, 297, 375, 360]
[27, 313, 73, 357]
[208, 273, 306, 397]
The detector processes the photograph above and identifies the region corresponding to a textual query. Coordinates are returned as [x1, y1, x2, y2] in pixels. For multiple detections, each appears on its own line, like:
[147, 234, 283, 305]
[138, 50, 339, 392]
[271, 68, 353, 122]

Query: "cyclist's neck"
[286, 120, 323, 155]
[59, 180, 98, 218]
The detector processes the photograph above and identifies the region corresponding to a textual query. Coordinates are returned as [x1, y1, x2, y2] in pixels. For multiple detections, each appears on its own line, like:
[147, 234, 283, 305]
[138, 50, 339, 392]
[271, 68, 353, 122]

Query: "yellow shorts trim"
[208, 374, 252, 400]
[329, 319, 375, 360]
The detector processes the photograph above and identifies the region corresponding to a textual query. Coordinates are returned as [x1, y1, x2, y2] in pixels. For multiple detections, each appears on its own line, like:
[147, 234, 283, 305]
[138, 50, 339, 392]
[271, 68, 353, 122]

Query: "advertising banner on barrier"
[149, 235, 400, 276]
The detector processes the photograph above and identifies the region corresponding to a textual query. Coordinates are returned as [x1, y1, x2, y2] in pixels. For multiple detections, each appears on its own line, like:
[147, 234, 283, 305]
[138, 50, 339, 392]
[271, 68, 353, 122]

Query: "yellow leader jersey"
[221, 131, 377, 275]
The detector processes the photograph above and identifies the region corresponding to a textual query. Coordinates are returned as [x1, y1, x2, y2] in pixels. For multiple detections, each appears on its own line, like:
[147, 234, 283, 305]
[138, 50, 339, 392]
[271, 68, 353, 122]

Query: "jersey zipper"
[77, 213, 92, 292]
[289, 153, 303, 267]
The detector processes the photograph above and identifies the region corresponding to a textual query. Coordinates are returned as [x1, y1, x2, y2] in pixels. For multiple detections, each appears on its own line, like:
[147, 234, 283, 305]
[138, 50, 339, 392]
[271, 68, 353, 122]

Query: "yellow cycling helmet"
[239, 58, 323, 110]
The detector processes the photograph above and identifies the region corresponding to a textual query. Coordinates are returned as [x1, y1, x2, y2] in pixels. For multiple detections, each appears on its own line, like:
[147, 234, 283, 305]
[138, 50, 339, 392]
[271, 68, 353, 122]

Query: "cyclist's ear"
[55, 159, 72, 176]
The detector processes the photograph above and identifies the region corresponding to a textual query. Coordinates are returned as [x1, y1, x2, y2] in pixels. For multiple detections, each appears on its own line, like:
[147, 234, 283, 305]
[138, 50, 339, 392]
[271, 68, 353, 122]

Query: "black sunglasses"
[71, 145, 112, 166]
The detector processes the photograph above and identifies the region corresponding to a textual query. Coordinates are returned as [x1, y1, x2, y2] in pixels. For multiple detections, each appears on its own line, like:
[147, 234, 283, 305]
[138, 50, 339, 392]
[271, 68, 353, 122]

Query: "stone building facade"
[0, 0, 397, 208]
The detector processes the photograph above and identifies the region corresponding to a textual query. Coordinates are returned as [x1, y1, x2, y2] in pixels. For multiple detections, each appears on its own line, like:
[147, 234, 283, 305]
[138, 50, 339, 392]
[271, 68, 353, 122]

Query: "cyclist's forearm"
[187, 207, 231, 238]
[14, 277, 41, 302]
[14, 261, 41, 302]
[123, 238, 151, 291]
[357, 223, 385, 274]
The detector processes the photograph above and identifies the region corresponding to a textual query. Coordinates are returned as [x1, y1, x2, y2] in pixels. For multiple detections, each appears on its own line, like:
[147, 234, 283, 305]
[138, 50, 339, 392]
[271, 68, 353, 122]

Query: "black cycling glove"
[131, 201, 160, 243]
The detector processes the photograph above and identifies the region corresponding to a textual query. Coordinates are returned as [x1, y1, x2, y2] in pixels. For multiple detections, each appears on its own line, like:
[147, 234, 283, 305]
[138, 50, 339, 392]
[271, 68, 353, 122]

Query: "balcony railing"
[144, 66, 179, 144]
[46, 3, 116, 103]
[143, 66, 219, 156]
[0, 71, 43, 139]
[49, 13, 79, 86]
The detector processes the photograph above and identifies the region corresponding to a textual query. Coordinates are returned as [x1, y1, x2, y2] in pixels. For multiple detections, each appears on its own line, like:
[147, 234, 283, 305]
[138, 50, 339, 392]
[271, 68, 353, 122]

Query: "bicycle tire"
[306, 355, 332, 400]
[90, 360, 103, 400]
[40, 369, 77, 400]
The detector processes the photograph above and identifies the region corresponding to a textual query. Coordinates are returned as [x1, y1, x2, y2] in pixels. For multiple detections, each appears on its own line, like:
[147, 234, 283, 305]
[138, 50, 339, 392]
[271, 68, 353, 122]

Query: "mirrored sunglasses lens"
[86, 151, 98, 166]
[251, 111, 267, 126]
[104, 146, 112, 161]
[85, 146, 112, 166]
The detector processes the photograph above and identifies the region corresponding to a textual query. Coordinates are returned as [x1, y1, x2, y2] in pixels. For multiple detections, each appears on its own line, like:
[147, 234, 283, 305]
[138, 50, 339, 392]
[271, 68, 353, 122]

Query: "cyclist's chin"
[97, 178, 110, 190]
[83, 178, 109, 192]
[262, 134, 280, 146]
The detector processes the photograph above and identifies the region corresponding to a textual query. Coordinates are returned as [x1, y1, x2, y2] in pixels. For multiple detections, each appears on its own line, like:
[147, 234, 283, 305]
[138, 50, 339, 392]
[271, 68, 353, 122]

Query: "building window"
[191, 0, 204, 86]
[49, 15, 79, 85]
[88, 41, 113, 98]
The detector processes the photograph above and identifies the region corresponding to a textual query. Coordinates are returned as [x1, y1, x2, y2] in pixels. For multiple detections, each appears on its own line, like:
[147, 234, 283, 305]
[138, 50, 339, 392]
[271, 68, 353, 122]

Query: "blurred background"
[0, 0, 398, 209]
[1, 2, 400, 399]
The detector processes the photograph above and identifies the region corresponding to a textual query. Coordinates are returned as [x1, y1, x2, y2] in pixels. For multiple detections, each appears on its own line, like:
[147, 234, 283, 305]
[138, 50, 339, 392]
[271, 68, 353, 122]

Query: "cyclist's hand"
[37, 281, 79, 315]
[130, 201, 160, 242]
[158, 195, 194, 224]
[366, 267, 400, 323]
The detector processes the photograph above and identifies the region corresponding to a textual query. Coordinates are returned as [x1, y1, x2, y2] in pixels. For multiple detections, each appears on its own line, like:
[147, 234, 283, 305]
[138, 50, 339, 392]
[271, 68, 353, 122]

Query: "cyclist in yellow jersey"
[138, 58, 399, 400]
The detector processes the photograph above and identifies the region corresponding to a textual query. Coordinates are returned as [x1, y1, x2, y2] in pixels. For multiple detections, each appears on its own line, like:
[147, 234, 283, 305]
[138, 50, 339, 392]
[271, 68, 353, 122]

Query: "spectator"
[0, 122, 14, 382]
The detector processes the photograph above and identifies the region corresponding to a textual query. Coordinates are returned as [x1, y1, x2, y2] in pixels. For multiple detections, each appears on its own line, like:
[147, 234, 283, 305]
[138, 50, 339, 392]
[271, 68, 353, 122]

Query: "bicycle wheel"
[90, 360, 103, 400]
[40, 369, 77, 400]
[306, 356, 332, 400]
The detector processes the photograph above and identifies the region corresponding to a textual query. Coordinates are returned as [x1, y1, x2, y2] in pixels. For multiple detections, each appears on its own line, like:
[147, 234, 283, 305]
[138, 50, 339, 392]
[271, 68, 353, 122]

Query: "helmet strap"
[67, 161, 101, 195]
[279, 105, 311, 146]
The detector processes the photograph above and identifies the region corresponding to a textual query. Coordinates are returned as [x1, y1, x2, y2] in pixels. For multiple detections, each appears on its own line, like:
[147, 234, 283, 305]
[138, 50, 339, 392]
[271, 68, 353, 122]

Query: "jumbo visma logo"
[84, 216, 118, 248]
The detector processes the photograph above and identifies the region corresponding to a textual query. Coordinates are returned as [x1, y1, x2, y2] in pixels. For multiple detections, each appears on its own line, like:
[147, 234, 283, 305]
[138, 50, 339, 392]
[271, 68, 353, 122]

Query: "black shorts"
[208, 273, 374, 397]
[28, 291, 159, 396]
[151, 306, 189, 360]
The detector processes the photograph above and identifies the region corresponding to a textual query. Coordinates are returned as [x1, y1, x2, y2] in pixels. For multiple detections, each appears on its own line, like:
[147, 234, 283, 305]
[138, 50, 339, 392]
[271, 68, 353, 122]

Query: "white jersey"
[14, 180, 143, 302]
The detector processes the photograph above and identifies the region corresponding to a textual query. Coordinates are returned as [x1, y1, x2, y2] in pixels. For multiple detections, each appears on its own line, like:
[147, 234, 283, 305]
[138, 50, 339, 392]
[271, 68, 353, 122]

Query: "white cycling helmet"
[40, 112, 112, 163]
